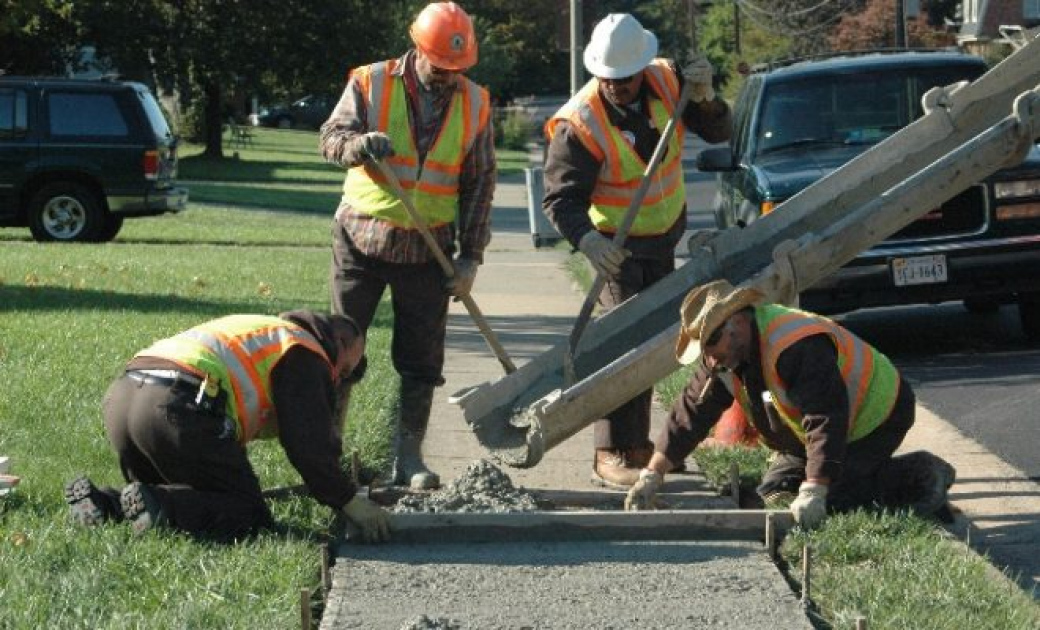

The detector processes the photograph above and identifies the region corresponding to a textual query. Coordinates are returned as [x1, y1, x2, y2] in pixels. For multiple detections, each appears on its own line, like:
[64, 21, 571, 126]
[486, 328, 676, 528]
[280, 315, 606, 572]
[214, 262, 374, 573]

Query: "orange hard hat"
[409, 2, 478, 71]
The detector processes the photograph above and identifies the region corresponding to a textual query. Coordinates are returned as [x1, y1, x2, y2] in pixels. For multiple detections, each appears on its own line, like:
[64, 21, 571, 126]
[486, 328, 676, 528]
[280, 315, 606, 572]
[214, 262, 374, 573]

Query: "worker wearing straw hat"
[626, 279, 955, 528]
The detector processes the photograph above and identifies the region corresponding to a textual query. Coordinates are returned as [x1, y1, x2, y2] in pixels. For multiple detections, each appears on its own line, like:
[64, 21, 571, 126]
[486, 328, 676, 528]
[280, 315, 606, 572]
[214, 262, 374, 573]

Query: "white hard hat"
[583, 14, 658, 79]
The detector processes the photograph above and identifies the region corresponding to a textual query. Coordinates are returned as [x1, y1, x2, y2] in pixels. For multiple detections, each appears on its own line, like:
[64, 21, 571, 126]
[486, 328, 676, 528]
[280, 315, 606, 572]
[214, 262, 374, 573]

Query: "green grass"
[563, 249, 1040, 626]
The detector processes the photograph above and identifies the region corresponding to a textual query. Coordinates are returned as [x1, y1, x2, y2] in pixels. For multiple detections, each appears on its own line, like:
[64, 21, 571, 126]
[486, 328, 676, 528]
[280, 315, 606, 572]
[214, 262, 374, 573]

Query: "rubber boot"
[391, 378, 440, 490]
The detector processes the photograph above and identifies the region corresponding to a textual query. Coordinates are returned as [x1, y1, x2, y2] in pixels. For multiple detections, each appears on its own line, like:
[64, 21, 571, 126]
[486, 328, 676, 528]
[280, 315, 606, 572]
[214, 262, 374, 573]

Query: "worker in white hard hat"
[319, 2, 496, 492]
[542, 13, 732, 489]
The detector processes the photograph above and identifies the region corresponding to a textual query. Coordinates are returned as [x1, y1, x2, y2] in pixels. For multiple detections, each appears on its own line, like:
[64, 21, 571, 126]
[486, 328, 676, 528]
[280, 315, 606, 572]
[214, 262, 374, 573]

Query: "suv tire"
[91, 214, 125, 243]
[28, 182, 104, 242]
[1018, 293, 1040, 341]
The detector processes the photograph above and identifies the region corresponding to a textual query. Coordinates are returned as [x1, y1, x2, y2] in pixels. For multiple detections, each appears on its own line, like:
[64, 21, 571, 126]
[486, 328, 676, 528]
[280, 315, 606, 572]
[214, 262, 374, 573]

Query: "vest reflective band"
[343, 59, 490, 228]
[134, 315, 332, 444]
[545, 60, 686, 237]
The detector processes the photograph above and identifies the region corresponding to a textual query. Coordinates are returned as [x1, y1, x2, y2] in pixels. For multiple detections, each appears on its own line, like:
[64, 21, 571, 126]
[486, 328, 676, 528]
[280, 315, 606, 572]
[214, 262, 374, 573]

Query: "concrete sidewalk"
[423, 171, 1040, 595]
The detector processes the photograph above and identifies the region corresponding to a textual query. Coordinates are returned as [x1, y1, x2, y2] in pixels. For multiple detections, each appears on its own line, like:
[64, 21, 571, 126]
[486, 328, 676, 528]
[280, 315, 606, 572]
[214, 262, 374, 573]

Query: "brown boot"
[591, 449, 643, 489]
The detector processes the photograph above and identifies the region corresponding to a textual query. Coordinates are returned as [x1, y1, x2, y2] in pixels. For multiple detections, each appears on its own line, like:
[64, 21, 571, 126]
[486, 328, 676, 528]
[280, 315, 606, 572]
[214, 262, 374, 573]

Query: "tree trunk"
[203, 80, 224, 158]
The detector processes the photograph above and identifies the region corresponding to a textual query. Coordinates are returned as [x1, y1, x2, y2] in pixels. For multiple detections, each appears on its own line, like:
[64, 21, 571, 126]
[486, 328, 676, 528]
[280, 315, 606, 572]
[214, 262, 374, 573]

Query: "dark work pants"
[593, 256, 675, 451]
[330, 221, 449, 386]
[102, 375, 272, 539]
[756, 381, 917, 512]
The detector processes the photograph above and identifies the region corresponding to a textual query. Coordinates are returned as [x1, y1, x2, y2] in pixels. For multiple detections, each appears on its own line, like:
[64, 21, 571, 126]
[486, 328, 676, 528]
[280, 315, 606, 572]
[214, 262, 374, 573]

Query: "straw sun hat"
[675, 280, 763, 365]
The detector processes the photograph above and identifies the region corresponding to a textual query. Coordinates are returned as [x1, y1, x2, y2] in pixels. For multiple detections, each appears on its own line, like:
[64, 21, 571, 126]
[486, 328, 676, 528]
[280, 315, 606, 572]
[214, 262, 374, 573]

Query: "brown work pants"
[756, 380, 917, 512]
[330, 221, 449, 387]
[593, 255, 675, 451]
[102, 374, 272, 540]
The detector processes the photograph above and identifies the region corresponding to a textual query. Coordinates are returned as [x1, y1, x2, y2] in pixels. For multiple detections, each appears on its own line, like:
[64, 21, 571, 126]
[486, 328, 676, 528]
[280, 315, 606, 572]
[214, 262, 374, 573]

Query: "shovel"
[563, 77, 695, 385]
[372, 159, 516, 374]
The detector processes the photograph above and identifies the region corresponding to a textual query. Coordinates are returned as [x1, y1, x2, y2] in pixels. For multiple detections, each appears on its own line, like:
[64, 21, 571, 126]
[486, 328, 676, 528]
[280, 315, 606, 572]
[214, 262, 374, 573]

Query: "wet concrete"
[323, 539, 812, 630]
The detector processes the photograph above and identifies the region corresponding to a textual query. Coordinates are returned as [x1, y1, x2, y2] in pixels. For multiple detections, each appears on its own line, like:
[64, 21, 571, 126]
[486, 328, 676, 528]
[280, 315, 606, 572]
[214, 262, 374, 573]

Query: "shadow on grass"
[186, 182, 338, 214]
[0, 285, 264, 315]
[179, 156, 341, 183]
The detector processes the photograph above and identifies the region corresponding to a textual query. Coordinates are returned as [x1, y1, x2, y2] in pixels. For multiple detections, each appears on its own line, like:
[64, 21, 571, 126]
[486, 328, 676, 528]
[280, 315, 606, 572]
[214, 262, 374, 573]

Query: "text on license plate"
[891, 255, 948, 286]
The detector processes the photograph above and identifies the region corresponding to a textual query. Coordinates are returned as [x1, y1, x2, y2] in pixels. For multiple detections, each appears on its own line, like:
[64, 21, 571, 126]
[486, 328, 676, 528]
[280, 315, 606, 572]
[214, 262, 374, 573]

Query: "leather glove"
[445, 257, 478, 297]
[790, 481, 828, 529]
[342, 495, 391, 543]
[578, 231, 629, 278]
[683, 56, 716, 103]
[624, 469, 663, 512]
[358, 131, 393, 161]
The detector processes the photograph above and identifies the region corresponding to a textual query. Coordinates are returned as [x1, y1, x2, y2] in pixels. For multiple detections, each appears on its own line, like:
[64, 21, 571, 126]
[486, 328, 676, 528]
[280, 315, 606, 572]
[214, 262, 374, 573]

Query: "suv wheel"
[28, 182, 103, 242]
[91, 214, 124, 242]
[1017, 293, 1040, 341]
[276, 116, 292, 129]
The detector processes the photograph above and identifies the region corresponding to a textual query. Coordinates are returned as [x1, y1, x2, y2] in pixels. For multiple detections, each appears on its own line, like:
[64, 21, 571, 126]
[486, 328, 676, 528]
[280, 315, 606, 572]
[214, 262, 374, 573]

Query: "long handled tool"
[563, 78, 695, 385]
[372, 159, 516, 374]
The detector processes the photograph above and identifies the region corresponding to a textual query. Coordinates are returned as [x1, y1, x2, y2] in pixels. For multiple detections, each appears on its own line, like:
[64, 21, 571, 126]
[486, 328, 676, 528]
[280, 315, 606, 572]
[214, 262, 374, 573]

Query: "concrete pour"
[323, 539, 810, 630]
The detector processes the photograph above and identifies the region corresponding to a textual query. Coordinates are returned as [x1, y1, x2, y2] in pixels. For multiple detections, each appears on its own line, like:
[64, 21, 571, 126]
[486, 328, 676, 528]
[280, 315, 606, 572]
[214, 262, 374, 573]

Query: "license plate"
[891, 254, 948, 286]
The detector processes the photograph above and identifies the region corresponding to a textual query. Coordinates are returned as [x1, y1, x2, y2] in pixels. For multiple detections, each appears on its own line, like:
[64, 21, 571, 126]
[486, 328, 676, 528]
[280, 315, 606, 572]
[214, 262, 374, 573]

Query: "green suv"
[697, 50, 1040, 338]
[0, 76, 187, 242]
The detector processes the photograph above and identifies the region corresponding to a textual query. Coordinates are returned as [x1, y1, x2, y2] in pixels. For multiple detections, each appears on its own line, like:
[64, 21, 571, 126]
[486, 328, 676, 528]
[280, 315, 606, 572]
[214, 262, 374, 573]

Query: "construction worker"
[543, 13, 732, 488]
[625, 280, 957, 528]
[319, 1, 495, 491]
[64, 311, 391, 543]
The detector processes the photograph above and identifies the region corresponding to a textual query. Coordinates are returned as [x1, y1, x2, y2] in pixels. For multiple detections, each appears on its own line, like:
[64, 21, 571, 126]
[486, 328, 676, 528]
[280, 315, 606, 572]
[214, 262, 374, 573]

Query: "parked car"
[697, 50, 1040, 338]
[0, 76, 187, 242]
[251, 94, 336, 130]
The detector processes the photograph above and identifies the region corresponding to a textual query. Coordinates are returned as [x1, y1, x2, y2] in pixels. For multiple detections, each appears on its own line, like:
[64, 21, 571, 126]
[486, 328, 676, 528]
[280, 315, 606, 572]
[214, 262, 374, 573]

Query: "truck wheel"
[276, 116, 292, 129]
[28, 182, 103, 242]
[91, 214, 124, 242]
[1018, 294, 1040, 341]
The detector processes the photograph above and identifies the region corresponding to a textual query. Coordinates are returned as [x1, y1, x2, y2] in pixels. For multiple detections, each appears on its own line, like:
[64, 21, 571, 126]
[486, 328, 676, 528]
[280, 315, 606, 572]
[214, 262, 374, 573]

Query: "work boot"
[120, 482, 167, 534]
[65, 476, 123, 526]
[391, 378, 440, 490]
[883, 451, 957, 518]
[591, 448, 646, 489]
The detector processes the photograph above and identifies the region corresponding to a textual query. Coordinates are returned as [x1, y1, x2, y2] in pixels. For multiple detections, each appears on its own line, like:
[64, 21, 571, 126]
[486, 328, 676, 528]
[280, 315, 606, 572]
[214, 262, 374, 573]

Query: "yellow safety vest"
[717, 305, 900, 444]
[545, 59, 686, 237]
[134, 315, 333, 444]
[343, 58, 491, 228]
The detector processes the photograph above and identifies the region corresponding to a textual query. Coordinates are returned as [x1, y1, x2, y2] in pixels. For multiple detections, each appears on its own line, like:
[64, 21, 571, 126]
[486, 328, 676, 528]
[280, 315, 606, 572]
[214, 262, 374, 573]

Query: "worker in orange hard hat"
[319, 2, 496, 491]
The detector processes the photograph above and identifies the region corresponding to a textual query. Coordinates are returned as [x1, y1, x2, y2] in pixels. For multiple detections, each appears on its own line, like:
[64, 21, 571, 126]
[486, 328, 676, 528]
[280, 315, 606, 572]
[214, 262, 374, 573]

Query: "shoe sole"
[589, 472, 634, 491]
[65, 476, 105, 526]
[120, 483, 160, 534]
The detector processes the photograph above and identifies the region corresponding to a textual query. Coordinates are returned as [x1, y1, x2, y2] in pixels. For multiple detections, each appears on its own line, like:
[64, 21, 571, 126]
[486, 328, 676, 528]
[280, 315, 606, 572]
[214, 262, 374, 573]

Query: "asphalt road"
[681, 143, 1040, 482]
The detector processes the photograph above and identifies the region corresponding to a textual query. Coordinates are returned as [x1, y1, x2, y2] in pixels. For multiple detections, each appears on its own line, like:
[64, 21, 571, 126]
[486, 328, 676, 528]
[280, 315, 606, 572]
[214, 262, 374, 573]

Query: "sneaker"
[120, 482, 166, 534]
[65, 476, 123, 526]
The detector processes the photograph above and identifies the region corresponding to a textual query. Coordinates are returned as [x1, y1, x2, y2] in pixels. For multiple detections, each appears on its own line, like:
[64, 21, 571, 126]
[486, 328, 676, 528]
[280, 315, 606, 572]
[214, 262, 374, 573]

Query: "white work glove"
[790, 481, 828, 529]
[624, 469, 663, 511]
[342, 495, 391, 543]
[683, 56, 716, 103]
[357, 131, 393, 161]
[445, 257, 478, 298]
[578, 231, 630, 278]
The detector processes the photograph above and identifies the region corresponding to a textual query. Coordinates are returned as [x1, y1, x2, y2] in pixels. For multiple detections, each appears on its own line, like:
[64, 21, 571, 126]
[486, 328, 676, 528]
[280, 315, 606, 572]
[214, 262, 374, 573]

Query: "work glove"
[358, 131, 393, 161]
[624, 469, 663, 512]
[683, 56, 716, 103]
[578, 231, 629, 278]
[445, 257, 478, 298]
[790, 481, 828, 529]
[342, 495, 391, 543]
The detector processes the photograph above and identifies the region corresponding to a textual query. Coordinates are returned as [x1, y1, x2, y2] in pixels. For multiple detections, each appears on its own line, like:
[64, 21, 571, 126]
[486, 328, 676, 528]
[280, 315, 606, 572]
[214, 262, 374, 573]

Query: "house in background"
[958, 0, 1040, 55]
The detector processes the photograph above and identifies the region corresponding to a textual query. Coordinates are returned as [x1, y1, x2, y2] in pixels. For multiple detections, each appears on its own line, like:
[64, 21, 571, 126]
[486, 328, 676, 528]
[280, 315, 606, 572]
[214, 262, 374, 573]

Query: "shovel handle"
[371, 160, 517, 374]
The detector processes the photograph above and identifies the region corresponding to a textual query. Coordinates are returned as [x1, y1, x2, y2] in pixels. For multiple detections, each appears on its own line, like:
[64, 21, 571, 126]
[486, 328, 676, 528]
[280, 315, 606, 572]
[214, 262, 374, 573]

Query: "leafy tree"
[829, 0, 957, 50]
[0, 0, 80, 74]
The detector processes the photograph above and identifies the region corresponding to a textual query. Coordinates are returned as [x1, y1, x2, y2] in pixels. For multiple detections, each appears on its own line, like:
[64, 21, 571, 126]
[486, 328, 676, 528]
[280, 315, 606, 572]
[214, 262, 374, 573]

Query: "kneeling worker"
[626, 280, 955, 528]
[65, 310, 390, 542]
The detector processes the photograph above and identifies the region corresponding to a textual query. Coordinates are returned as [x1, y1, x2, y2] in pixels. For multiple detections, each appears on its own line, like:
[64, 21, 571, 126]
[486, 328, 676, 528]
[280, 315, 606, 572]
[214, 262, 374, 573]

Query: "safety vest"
[134, 315, 333, 444]
[343, 58, 491, 228]
[716, 305, 900, 444]
[545, 59, 686, 237]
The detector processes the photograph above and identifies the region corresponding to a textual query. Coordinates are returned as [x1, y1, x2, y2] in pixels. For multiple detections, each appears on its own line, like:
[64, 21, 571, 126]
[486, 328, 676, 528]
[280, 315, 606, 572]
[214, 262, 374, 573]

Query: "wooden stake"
[300, 588, 311, 629]
[321, 544, 332, 593]
[855, 616, 868, 629]
[729, 461, 740, 506]
[801, 544, 812, 607]
[765, 513, 777, 561]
